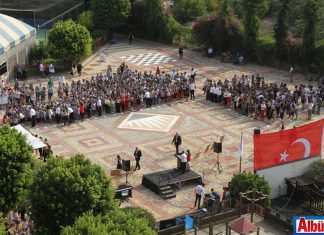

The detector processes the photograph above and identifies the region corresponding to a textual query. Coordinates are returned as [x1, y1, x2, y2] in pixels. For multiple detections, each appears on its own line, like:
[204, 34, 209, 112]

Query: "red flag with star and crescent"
[254, 119, 324, 171]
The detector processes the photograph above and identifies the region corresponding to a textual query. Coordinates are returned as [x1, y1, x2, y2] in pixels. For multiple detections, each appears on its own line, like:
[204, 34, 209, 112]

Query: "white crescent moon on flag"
[290, 138, 311, 158]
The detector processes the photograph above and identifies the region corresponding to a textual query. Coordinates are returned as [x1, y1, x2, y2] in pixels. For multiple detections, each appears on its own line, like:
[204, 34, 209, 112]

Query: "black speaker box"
[159, 218, 176, 230]
[214, 141, 222, 153]
[254, 128, 261, 135]
[122, 159, 130, 171]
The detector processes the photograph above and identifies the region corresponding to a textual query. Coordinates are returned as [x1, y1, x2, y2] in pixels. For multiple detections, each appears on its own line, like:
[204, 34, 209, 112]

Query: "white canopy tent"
[12, 124, 46, 149]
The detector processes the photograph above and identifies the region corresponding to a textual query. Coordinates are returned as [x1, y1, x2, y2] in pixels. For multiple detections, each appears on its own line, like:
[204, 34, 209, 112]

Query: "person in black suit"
[134, 147, 142, 170]
[172, 132, 182, 155]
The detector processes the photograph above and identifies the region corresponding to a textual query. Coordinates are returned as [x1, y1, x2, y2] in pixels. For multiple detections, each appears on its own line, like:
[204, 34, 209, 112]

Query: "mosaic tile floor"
[30, 36, 323, 221]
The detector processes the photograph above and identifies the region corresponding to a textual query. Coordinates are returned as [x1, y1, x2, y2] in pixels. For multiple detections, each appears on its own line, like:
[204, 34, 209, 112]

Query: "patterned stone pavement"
[29, 35, 323, 221]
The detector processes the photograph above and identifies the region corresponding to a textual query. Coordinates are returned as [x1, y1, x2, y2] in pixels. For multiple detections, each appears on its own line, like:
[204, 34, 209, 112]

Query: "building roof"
[0, 13, 36, 54]
[229, 217, 258, 235]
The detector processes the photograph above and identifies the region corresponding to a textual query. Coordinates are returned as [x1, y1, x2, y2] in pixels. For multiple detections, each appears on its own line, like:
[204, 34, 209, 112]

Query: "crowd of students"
[1, 63, 197, 127]
[205, 74, 323, 124]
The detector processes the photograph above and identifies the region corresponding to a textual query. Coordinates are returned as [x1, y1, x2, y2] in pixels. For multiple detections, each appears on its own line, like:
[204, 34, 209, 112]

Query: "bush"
[193, 11, 243, 53]
[173, 0, 208, 23]
[0, 213, 5, 235]
[230, 172, 271, 206]
[122, 207, 156, 230]
[77, 11, 94, 32]
[30, 154, 117, 235]
[61, 209, 157, 235]
[30, 40, 48, 63]
[159, 16, 185, 44]
[0, 126, 35, 213]
[91, 29, 106, 39]
[48, 20, 92, 61]
[256, 36, 276, 64]
[304, 160, 324, 186]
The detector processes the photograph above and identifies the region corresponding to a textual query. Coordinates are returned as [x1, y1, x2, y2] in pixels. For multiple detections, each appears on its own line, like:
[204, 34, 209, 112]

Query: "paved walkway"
[20, 36, 323, 221]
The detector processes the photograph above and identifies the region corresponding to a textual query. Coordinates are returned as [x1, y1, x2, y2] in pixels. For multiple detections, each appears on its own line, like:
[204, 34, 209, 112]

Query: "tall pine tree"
[242, 0, 264, 58]
[301, 0, 318, 72]
[274, 0, 289, 65]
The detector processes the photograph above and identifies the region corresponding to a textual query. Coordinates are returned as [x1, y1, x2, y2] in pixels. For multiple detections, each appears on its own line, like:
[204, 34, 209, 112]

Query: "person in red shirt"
[186, 149, 191, 170]
[2, 114, 8, 125]
[79, 102, 85, 121]
[156, 67, 160, 75]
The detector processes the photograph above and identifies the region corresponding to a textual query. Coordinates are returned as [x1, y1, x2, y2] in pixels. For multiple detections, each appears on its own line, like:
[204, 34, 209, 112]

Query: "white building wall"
[257, 156, 321, 199]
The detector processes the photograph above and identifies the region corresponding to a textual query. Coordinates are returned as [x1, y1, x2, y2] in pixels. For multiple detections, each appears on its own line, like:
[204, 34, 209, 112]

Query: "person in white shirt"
[144, 90, 151, 108]
[39, 63, 45, 78]
[289, 66, 294, 82]
[59, 75, 65, 85]
[55, 106, 61, 124]
[207, 47, 213, 57]
[189, 82, 196, 100]
[30, 107, 36, 127]
[67, 106, 74, 124]
[96, 97, 102, 116]
[49, 64, 55, 75]
[190, 68, 196, 81]
[194, 183, 205, 209]
[177, 151, 187, 173]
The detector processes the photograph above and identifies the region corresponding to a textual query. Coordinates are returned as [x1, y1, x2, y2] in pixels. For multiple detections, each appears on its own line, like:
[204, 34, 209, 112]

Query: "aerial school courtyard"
[32, 36, 323, 221]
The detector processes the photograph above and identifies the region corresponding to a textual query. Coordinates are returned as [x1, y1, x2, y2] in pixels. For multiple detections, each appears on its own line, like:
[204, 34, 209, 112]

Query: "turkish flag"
[254, 119, 323, 171]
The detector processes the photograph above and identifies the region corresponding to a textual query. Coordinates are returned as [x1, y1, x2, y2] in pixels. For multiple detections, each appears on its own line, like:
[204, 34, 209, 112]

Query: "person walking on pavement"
[128, 32, 134, 45]
[134, 147, 142, 170]
[172, 132, 182, 155]
[189, 82, 196, 101]
[194, 183, 205, 209]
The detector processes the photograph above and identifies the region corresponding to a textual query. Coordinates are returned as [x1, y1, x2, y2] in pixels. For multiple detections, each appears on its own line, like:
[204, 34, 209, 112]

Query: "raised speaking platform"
[142, 169, 202, 199]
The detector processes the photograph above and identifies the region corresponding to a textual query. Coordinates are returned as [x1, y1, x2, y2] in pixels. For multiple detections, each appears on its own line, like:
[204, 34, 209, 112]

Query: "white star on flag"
[280, 150, 289, 162]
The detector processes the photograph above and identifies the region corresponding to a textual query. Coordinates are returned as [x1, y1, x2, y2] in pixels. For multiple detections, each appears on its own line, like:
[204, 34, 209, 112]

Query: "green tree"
[230, 172, 271, 206]
[242, 0, 265, 57]
[205, 0, 220, 12]
[300, 0, 318, 71]
[193, 11, 243, 53]
[304, 160, 324, 185]
[61, 209, 157, 235]
[91, 0, 131, 30]
[274, 0, 289, 64]
[315, 40, 324, 75]
[173, 0, 208, 23]
[77, 11, 94, 32]
[143, 0, 165, 40]
[48, 20, 92, 61]
[0, 126, 35, 213]
[30, 40, 48, 63]
[230, 0, 271, 18]
[30, 154, 117, 235]
[0, 213, 5, 235]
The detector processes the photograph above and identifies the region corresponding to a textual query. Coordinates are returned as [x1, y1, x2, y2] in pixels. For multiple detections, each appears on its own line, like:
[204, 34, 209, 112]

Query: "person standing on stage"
[116, 155, 122, 170]
[194, 183, 205, 209]
[134, 147, 142, 171]
[172, 132, 182, 155]
[177, 151, 187, 174]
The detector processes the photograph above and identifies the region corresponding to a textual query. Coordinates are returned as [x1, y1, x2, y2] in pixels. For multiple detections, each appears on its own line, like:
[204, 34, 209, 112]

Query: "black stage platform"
[142, 169, 202, 194]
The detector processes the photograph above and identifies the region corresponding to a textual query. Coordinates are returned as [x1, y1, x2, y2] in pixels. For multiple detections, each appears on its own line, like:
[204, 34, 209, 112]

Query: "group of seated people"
[204, 47, 244, 65]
